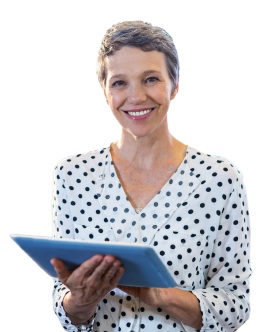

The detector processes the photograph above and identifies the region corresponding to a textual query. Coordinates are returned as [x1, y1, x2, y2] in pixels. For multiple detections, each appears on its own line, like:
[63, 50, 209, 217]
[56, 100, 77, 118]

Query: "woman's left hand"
[116, 285, 168, 307]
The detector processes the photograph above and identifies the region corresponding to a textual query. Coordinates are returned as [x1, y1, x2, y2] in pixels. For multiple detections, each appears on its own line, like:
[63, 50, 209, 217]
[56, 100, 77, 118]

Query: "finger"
[84, 255, 116, 278]
[71, 254, 105, 280]
[70, 254, 116, 285]
[87, 255, 116, 283]
[87, 256, 118, 282]
[50, 258, 72, 284]
[109, 266, 125, 287]
[50, 257, 66, 272]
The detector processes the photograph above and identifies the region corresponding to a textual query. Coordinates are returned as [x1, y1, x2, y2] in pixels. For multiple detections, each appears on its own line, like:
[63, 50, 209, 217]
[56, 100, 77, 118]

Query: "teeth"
[128, 109, 153, 116]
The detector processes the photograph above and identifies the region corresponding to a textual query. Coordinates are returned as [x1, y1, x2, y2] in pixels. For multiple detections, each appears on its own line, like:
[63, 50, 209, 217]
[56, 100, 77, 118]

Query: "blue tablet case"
[11, 235, 177, 288]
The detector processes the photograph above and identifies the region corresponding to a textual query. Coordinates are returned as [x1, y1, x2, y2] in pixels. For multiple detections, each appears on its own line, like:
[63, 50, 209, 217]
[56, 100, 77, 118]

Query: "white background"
[0, 19, 276, 332]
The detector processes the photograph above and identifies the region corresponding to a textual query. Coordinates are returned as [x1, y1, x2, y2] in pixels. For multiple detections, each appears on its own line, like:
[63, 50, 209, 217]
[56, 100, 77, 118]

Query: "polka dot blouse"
[52, 145, 252, 332]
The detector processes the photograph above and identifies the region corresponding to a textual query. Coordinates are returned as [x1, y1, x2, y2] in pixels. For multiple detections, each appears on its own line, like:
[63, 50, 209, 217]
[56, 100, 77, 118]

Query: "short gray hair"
[96, 20, 180, 94]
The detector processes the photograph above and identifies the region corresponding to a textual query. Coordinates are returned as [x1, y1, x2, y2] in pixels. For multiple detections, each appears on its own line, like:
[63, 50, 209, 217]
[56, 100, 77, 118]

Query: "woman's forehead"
[105, 47, 167, 79]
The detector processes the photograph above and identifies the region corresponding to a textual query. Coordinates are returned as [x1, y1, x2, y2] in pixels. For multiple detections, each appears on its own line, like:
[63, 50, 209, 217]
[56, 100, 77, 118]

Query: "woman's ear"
[106, 96, 109, 105]
[103, 88, 109, 105]
[170, 79, 179, 101]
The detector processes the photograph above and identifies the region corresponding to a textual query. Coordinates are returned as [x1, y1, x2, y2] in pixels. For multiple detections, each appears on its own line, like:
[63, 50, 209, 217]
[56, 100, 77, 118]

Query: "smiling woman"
[50, 20, 252, 332]
[102, 46, 179, 140]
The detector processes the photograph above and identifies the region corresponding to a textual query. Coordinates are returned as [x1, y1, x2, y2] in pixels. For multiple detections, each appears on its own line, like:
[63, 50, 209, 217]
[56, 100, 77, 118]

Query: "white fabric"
[51, 145, 252, 332]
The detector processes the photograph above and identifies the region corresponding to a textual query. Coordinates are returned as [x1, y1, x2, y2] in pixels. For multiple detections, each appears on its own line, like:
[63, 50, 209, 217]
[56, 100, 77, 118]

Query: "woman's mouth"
[123, 108, 155, 120]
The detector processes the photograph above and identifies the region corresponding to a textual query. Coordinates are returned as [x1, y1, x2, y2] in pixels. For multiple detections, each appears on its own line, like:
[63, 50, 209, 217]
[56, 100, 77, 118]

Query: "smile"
[123, 108, 155, 120]
[127, 108, 153, 116]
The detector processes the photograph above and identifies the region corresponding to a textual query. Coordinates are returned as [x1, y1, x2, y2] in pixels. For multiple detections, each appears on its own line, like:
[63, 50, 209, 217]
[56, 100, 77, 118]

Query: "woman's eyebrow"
[110, 70, 162, 81]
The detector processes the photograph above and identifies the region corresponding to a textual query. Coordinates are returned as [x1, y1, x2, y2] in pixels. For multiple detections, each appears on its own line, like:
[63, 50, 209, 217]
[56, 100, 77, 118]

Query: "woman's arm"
[159, 288, 203, 329]
[180, 171, 251, 331]
[165, 171, 252, 332]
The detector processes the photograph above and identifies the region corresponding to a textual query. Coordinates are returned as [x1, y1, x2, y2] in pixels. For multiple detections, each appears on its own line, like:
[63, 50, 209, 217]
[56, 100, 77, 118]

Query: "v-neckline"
[107, 144, 190, 216]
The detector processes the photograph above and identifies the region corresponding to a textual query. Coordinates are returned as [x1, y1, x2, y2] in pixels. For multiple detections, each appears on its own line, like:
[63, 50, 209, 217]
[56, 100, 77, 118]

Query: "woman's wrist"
[157, 287, 173, 308]
[157, 288, 203, 330]
[63, 292, 97, 325]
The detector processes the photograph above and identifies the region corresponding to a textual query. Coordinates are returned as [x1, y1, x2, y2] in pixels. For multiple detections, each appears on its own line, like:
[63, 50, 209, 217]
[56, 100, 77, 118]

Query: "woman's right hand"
[50, 254, 125, 325]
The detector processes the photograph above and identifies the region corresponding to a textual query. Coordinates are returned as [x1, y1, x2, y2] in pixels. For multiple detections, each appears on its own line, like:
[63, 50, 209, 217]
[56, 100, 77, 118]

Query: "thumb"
[50, 258, 72, 284]
[50, 257, 65, 270]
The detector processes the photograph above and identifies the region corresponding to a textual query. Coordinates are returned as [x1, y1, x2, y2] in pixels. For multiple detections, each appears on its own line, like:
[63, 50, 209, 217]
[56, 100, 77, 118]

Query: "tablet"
[10, 234, 177, 288]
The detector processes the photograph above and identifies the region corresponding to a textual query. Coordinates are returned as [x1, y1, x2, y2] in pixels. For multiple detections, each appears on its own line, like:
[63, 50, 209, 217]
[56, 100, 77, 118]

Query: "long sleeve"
[51, 163, 97, 332]
[190, 171, 252, 332]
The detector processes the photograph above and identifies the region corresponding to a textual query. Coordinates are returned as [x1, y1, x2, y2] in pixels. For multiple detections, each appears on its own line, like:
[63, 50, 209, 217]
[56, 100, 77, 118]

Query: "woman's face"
[104, 46, 179, 139]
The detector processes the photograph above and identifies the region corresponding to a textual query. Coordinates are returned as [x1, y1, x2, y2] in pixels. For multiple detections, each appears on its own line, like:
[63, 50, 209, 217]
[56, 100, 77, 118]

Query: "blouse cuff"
[189, 290, 213, 332]
[55, 290, 97, 331]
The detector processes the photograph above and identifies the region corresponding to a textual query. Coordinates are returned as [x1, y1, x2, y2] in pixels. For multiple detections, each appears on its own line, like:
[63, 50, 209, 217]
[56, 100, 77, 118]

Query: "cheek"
[153, 85, 171, 103]
[108, 92, 125, 110]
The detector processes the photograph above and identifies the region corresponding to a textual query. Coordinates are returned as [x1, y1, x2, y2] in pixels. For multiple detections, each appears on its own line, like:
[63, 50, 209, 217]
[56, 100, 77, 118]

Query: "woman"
[50, 21, 252, 332]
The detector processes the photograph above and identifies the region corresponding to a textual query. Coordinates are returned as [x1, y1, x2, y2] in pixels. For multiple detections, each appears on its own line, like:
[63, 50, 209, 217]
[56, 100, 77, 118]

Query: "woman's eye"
[113, 81, 124, 86]
[113, 77, 158, 87]
[146, 77, 158, 83]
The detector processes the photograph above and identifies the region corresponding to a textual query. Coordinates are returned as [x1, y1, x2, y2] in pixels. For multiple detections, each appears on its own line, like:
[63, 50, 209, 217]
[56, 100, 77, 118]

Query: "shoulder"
[187, 146, 244, 185]
[53, 146, 110, 175]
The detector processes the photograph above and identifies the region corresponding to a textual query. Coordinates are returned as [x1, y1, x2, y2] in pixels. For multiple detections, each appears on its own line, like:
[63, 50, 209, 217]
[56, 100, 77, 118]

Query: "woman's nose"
[126, 84, 147, 104]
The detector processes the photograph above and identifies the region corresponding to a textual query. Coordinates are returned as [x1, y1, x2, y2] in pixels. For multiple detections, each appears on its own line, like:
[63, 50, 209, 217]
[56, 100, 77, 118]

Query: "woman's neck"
[110, 136, 187, 171]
